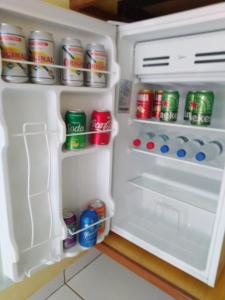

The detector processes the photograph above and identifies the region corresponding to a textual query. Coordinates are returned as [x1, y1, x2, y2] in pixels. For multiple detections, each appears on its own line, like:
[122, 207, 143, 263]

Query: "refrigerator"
[0, 0, 225, 288]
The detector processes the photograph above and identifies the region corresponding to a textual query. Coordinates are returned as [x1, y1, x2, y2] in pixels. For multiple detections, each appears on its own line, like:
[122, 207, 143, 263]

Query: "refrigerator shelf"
[128, 173, 219, 213]
[0, 80, 112, 94]
[131, 118, 225, 134]
[61, 145, 111, 159]
[130, 147, 223, 173]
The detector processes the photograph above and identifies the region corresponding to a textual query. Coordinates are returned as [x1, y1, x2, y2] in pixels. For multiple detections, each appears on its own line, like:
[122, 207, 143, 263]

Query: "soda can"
[160, 90, 179, 122]
[136, 90, 154, 119]
[65, 110, 86, 150]
[184, 91, 196, 121]
[61, 38, 84, 86]
[0, 23, 28, 83]
[63, 209, 77, 249]
[88, 200, 106, 234]
[85, 43, 106, 87]
[29, 31, 56, 84]
[90, 110, 111, 145]
[191, 91, 214, 126]
[79, 209, 98, 248]
[153, 90, 163, 120]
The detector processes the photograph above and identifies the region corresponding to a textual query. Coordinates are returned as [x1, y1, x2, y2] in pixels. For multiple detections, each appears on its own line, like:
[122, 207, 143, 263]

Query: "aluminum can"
[153, 90, 163, 120]
[160, 90, 179, 122]
[65, 110, 86, 150]
[88, 200, 106, 234]
[0, 23, 28, 83]
[191, 90, 214, 126]
[63, 209, 77, 249]
[62, 38, 84, 86]
[136, 90, 154, 119]
[79, 209, 98, 248]
[85, 43, 106, 87]
[89, 110, 112, 145]
[29, 31, 56, 84]
[184, 91, 196, 121]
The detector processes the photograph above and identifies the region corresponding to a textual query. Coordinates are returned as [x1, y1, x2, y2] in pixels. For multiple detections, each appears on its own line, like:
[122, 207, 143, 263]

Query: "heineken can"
[191, 91, 214, 126]
[65, 110, 86, 150]
[184, 91, 196, 121]
[160, 90, 179, 122]
[0, 23, 28, 83]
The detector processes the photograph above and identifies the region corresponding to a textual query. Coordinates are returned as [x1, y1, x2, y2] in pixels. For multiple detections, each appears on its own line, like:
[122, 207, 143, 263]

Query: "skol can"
[79, 209, 98, 248]
[85, 43, 106, 87]
[65, 110, 86, 150]
[153, 90, 163, 120]
[184, 91, 196, 121]
[62, 38, 84, 86]
[63, 209, 77, 249]
[160, 90, 179, 122]
[136, 90, 154, 119]
[191, 91, 214, 126]
[0, 23, 28, 83]
[29, 31, 56, 84]
[88, 200, 106, 234]
[90, 110, 111, 145]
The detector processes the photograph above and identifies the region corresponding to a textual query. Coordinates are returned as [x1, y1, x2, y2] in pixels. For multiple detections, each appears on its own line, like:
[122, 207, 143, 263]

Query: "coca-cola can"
[90, 110, 112, 145]
[136, 89, 154, 119]
[153, 90, 163, 120]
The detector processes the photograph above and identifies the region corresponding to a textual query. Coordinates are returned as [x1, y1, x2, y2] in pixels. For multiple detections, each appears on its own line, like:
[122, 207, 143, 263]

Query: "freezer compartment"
[61, 152, 114, 256]
[0, 88, 64, 281]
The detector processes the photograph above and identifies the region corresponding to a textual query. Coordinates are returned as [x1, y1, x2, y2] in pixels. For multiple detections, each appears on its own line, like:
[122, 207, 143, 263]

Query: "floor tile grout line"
[66, 252, 103, 282]
[66, 283, 85, 300]
[44, 281, 65, 300]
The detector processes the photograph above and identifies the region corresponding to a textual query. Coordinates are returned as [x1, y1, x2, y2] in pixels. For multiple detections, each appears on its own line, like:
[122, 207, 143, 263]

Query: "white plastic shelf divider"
[131, 118, 225, 134]
[62, 145, 111, 159]
[130, 147, 224, 173]
[128, 173, 218, 213]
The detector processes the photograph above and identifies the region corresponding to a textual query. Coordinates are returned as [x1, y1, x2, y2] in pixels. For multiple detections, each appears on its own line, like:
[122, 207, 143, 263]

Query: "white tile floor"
[47, 253, 174, 300]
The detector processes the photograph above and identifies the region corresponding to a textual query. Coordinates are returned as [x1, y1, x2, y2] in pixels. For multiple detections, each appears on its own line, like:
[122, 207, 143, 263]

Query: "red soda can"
[136, 90, 154, 119]
[88, 199, 106, 234]
[153, 90, 163, 119]
[90, 110, 112, 145]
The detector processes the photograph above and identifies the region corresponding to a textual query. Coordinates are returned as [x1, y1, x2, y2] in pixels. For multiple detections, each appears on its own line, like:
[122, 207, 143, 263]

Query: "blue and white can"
[79, 209, 98, 248]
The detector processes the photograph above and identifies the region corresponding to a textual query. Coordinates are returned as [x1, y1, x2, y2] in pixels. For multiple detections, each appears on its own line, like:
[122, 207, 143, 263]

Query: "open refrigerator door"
[112, 3, 225, 287]
[0, 0, 119, 282]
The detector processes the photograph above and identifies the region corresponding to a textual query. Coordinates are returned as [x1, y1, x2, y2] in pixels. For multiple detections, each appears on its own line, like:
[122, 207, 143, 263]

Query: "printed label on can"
[29, 39, 55, 81]
[0, 33, 28, 80]
[62, 45, 83, 85]
[85, 49, 106, 87]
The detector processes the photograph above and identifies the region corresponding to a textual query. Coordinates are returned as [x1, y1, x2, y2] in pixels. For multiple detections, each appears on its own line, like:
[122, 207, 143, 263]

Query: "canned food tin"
[160, 90, 179, 122]
[89, 109, 111, 145]
[85, 43, 106, 87]
[153, 90, 163, 120]
[79, 209, 98, 248]
[29, 31, 56, 84]
[63, 209, 77, 249]
[191, 90, 214, 126]
[184, 91, 196, 121]
[88, 200, 106, 234]
[136, 90, 154, 119]
[0, 23, 28, 83]
[65, 110, 86, 150]
[62, 38, 83, 86]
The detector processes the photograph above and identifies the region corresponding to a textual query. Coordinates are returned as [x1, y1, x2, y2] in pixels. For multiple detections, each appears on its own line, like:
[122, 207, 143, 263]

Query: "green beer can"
[65, 110, 86, 150]
[160, 90, 179, 122]
[191, 91, 214, 126]
[184, 91, 195, 121]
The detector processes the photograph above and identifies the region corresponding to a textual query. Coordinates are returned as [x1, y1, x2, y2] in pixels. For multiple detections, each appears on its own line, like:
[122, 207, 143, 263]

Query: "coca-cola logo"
[91, 119, 111, 131]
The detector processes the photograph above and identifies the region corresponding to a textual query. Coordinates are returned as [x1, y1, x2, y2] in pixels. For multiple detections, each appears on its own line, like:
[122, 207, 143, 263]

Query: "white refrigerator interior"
[0, 0, 225, 288]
